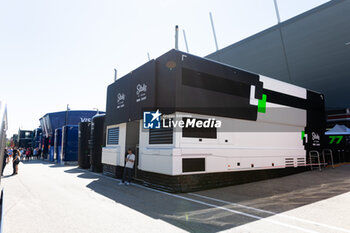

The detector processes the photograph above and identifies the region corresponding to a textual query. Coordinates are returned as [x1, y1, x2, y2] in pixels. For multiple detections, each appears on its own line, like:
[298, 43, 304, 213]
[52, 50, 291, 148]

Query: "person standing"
[20, 148, 25, 160]
[1, 149, 9, 176]
[25, 148, 30, 161]
[38, 148, 42, 160]
[12, 148, 20, 175]
[29, 147, 32, 160]
[121, 149, 135, 185]
[33, 148, 38, 160]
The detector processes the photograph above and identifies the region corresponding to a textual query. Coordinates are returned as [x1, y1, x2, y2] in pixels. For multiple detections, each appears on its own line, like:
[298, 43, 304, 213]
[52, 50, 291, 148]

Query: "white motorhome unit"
[102, 50, 325, 192]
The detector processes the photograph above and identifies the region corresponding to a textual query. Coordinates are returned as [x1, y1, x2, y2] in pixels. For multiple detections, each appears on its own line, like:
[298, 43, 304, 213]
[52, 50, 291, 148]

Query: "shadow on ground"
[196, 164, 350, 214]
[60, 164, 350, 233]
[19, 159, 77, 169]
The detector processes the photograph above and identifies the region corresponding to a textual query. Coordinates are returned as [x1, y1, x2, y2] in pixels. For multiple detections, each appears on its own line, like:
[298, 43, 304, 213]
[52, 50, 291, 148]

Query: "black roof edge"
[107, 58, 156, 88]
[110, 48, 323, 94]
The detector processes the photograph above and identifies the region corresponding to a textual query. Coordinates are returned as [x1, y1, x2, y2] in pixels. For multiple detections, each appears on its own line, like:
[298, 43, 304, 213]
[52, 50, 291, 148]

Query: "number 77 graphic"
[329, 136, 343, 144]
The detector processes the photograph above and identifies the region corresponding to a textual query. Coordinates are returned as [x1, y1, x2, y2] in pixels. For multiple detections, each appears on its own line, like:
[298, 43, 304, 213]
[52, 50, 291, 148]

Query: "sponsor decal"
[80, 117, 91, 122]
[117, 93, 125, 109]
[311, 132, 320, 146]
[166, 61, 176, 69]
[136, 83, 147, 102]
[312, 132, 320, 141]
[329, 135, 343, 144]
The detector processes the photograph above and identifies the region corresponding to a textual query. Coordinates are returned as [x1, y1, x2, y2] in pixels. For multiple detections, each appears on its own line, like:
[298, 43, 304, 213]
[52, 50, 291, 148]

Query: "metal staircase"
[308, 149, 335, 171]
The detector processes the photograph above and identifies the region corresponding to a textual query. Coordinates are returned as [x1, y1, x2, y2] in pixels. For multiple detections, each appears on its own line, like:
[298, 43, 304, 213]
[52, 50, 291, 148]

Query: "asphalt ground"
[1, 160, 350, 233]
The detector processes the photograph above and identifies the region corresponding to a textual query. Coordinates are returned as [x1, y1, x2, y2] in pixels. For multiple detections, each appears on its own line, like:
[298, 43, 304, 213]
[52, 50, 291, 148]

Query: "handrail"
[309, 150, 321, 171]
[322, 149, 334, 168]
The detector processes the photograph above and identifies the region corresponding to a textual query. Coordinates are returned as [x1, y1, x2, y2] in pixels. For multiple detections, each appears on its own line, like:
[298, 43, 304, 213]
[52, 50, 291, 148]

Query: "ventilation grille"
[297, 158, 305, 167]
[107, 127, 119, 145]
[149, 128, 173, 144]
[285, 158, 294, 167]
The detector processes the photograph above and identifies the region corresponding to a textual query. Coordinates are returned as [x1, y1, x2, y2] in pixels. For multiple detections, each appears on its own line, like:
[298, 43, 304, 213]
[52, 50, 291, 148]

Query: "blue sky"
[0, 0, 329, 136]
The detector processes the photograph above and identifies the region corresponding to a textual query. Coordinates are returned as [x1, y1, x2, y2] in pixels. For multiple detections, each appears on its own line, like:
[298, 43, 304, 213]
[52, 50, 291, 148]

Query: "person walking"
[120, 149, 135, 185]
[12, 148, 20, 175]
[1, 149, 9, 176]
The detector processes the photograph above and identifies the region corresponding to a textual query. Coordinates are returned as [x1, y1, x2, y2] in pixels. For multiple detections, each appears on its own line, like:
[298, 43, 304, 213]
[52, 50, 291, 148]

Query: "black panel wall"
[125, 121, 140, 154]
[90, 114, 106, 172]
[105, 61, 156, 126]
[153, 50, 265, 121]
[78, 122, 91, 169]
[129, 60, 156, 120]
[105, 74, 131, 126]
[305, 90, 326, 150]
[154, 50, 179, 114]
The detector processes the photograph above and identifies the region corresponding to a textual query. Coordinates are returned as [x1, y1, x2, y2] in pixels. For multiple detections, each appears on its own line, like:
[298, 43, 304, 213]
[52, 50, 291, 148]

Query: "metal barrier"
[322, 149, 334, 168]
[309, 150, 321, 171]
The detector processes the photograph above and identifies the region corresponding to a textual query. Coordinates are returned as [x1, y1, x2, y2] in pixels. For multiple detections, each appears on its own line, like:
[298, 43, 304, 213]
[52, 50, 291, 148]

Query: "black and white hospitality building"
[102, 49, 326, 192]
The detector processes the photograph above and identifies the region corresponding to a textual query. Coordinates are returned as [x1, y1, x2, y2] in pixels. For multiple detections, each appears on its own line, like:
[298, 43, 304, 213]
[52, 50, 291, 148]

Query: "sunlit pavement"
[1, 160, 350, 233]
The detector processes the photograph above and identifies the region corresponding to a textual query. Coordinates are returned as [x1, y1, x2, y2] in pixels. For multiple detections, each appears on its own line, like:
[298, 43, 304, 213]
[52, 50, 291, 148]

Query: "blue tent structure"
[325, 124, 350, 135]
[39, 110, 104, 161]
[325, 124, 350, 162]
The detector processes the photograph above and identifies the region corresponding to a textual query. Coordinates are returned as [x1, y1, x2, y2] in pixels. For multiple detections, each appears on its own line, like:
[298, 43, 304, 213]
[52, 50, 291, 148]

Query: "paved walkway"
[1, 160, 350, 233]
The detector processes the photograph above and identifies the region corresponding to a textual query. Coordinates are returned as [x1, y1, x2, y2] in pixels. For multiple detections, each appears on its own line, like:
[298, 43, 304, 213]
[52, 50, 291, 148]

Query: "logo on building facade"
[80, 117, 91, 122]
[143, 110, 222, 130]
[311, 132, 320, 146]
[136, 83, 147, 102]
[136, 84, 147, 95]
[143, 110, 161, 129]
[117, 93, 125, 109]
[312, 132, 320, 141]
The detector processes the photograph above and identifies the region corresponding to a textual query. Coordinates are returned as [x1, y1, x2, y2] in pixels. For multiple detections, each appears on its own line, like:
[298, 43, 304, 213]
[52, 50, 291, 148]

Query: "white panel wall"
[139, 111, 307, 176]
[259, 75, 307, 99]
[101, 147, 118, 165]
[138, 121, 175, 175]
[257, 104, 306, 127]
[101, 123, 126, 166]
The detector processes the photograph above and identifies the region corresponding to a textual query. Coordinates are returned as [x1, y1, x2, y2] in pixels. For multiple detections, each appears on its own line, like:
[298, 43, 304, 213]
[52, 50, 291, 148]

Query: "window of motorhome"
[107, 127, 119, 145]
[182, 117, 217, 139]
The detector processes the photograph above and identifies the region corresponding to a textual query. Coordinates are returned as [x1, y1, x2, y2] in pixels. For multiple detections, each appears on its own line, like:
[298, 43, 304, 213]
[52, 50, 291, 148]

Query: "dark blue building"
[39, 110, 104, 161]
[17, 130, 33, 148]
[32, 128, 42, 149]
[61, 125, 79, 162]
[54, 128, 62, 163]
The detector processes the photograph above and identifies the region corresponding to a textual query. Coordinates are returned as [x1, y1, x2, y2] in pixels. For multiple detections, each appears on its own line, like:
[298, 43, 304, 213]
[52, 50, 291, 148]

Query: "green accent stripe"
[301, 131, 305, 140]
[258, 94, 267, 113]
